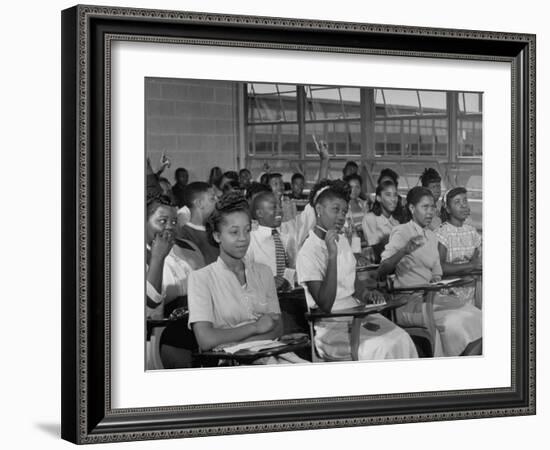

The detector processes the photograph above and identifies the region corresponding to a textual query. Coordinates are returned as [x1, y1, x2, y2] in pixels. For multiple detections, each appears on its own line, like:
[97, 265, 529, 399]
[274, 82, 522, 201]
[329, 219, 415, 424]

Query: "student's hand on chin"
[325, 229, 339, 256]
[151, 230, 174, 260]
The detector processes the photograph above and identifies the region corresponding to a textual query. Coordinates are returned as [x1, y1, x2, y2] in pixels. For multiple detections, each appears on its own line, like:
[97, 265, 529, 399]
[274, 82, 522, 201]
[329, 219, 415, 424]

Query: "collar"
[185, 222, 206, 232]
[409, 220, 427, 236]
[256, 224, 279, 236]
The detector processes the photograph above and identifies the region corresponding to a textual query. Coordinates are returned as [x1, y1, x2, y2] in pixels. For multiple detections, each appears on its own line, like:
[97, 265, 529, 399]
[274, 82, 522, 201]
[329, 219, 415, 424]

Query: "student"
[219, 170, 239, 191]
[296, 180, 418, 361]
[239, 168, 252, 191]
[171, 167, 189, 208]
[420, 167, 443, 230]
[377, 168, 408, 224]
[268, 172, 297, 222]
[179, 182, 219, 264]
[146, 195, 202, 368]
[361, 180, 401, 263]
[246, 191, 297, 291]
[208, 166, 223, 199]
[435, 187, 482, 306]
[342, 160, 359, 178]
[289, 173, 309, 212]
[378, 186, 482, 357]
[343, 174, 369, 234]
[187, 193, 306, 364]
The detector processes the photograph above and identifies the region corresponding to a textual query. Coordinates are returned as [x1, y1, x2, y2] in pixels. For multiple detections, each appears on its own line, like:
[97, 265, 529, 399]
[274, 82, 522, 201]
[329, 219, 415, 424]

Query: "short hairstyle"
[310, 179, 351, 206]
[222, 179, 241, 193]
[343, 161, 359, 173]
[205, 192, 250, 247]
[208, 166, 223, 186]
[440, 187, 468, 223]
[239, 168, 251, 176]
[377, 168, 399, 186]
[291, 173, 305, 183]
[406, 186, 434, 209]
[175, 167, 188, 177]
[267, 172, 283, 183]
[420, 167, 442, 186]
[250, 190, 276, 220]
[343, 173, 363, 187]
[245, 182, 272, 201]
[182, 182, 212, 208]
[222, 170, 239, 181]
[146, 194, 174, 219]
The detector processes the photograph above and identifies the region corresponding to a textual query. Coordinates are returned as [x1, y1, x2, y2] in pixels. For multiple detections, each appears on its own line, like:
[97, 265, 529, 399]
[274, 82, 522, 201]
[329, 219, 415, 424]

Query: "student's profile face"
[257, 195, 281, 228]
[427, 181, 442, 202]
[409, 195, 435, 227]
[214, 211, 251, 259]
[316, 197, 348, 232]
[147, 205, 177, 243]
[199, 188, 217, 216]
[377, 185, 398, 213]
[291, 177, 304, 196]
[269, 176, 284, 196]
[447, 193, 470, 221]
[348, 179, 361, 199]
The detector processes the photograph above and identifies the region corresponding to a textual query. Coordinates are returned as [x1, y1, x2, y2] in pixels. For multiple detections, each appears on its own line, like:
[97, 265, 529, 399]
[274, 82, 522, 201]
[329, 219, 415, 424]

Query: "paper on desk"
[221, 339, 286, 354]
[431, 278, 461, 286]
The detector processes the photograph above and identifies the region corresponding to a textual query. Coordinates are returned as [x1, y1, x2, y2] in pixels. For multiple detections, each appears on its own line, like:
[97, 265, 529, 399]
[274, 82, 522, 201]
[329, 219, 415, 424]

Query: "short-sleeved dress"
[381, 221, 482, 357]
[435, 222, 482, 306]
[188, 257, 306, 364]
[296, 230, 418, 361]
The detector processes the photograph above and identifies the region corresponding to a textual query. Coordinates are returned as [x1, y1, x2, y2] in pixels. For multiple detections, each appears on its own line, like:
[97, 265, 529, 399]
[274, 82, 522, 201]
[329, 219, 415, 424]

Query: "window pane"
[376, 89, 446, 117]
[247, 123, 299, 157]
[458, 117, 482, 157]
[458, 92, 482, 114]
[305, 86, 360, 120]
[247, 83, 297, 123]
[305, 121, 361, 156]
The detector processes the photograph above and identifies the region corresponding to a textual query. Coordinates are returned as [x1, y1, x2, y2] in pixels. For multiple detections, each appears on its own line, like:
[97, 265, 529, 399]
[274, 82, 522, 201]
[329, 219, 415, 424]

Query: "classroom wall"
[145, 78, 239, 183]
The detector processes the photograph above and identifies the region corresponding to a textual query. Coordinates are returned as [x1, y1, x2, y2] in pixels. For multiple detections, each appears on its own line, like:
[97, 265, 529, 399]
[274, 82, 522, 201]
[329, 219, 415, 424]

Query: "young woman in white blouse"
[296, 180, 417, 361]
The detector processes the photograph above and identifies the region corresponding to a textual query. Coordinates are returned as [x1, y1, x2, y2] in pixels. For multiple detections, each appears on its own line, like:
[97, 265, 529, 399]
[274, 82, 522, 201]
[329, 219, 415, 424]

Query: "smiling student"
[187, 193, 306, 364]
[296, 180, 417, 361]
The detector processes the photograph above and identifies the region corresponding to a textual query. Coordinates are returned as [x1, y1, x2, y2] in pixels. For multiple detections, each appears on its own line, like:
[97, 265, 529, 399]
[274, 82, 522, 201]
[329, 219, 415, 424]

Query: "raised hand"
[312, 135, 330, 160]
[159, 151, 171, 169]
[404, 235, 425, 255]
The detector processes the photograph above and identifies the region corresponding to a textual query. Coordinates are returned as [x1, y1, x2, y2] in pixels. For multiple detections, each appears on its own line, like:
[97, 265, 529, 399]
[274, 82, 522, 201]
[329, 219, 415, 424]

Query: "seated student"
[187, 193, 307, 364]
[435, 187, 482, 306]
[377, 168, 408, 224]
[343, 174, 369, 234]
[146, 195, 202, 368]
[296, 180, 418, 361]
[208, 166, 223, 199]
[378, 186, 482, 357]
[362, 180, 401, 262]
[239, 168, 252, 192]
[289, 173, 309, 212]
[219, 170, 239, 191]
[420, 167, 443, 230]
[179, 182, 219, 264]
[222, 179, 242, 195]
[268, 172, 297, 222]
[171, 167, 189, 208]
[342, 160, 359, 178]
[246, 191, 298, 291]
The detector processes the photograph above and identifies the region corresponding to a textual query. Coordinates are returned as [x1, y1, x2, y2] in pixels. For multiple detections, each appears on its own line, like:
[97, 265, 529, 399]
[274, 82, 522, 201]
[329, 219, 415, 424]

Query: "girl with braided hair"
[296, 180, 418, 361]
[187, 192, 306, 363]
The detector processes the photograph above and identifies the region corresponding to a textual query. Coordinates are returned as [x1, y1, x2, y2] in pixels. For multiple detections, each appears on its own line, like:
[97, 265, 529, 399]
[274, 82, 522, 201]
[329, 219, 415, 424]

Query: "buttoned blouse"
[188, 257, 280, 329]
[362, 212, 400, 246]
[296, 230, 360, 311]
[381, 220, 442, 288]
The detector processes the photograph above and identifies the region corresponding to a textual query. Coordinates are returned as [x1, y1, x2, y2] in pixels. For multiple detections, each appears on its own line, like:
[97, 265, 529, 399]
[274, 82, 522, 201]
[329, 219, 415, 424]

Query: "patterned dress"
[435, 222, 482, 306]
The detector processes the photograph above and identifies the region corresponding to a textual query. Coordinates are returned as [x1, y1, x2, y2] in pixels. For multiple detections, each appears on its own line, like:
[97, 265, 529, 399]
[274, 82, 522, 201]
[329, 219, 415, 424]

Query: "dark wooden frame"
[61, 4, 536, 444]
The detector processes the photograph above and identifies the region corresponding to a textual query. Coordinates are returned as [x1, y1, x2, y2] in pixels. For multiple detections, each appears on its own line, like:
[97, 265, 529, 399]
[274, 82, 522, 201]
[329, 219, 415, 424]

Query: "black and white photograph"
[145, 79, 484, 370]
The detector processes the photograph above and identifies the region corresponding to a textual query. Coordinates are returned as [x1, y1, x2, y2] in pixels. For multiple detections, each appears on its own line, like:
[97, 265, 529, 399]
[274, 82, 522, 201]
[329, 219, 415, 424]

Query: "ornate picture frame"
[61, 4, 535, 444]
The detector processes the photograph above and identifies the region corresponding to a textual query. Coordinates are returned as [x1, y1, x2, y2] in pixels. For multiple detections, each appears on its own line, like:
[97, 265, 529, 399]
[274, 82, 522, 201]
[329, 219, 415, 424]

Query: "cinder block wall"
[145, 78, 239, 184]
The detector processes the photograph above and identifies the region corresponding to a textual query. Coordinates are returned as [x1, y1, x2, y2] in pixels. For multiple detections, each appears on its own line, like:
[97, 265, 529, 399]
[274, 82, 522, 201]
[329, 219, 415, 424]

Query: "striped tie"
[272, 228, 287, 277]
